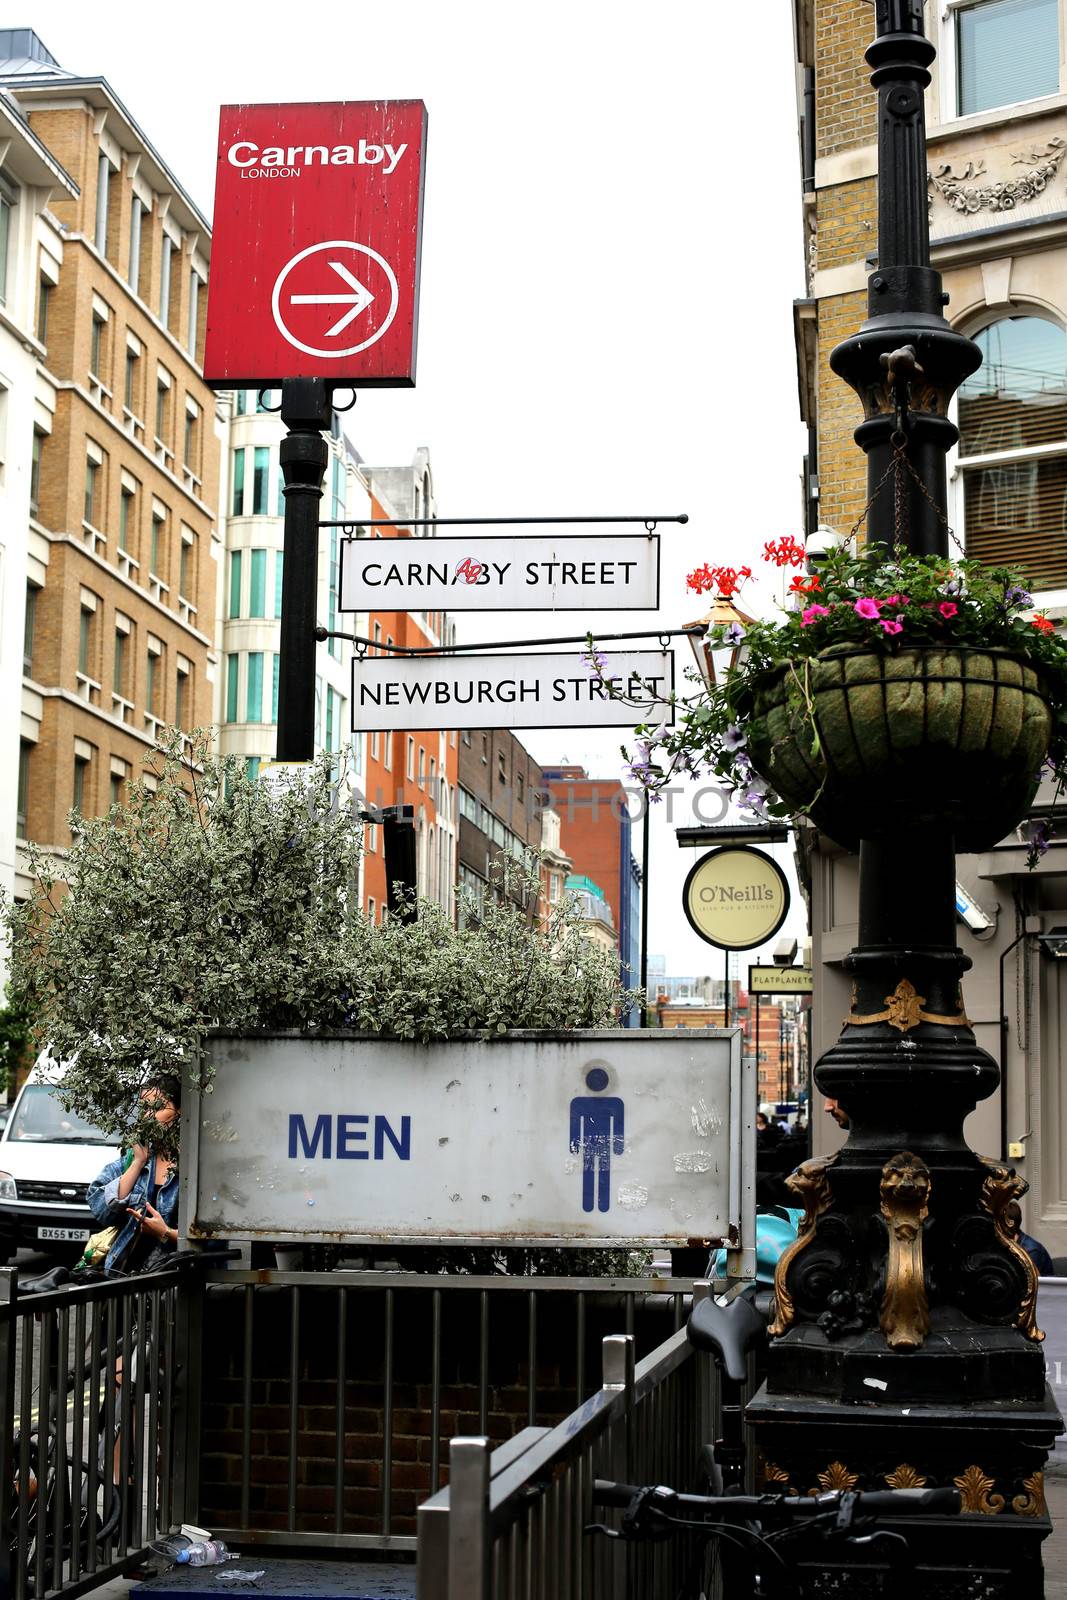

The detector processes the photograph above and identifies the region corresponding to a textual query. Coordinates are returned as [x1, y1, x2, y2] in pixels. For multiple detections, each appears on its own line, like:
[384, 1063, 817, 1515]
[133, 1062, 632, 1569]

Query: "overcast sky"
[35, 0, 811, 976]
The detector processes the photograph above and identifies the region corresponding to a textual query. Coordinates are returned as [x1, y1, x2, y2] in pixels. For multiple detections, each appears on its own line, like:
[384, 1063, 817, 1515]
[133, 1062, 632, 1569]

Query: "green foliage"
[3, 734, 635, 1151]
[0, 991, 31, 1098]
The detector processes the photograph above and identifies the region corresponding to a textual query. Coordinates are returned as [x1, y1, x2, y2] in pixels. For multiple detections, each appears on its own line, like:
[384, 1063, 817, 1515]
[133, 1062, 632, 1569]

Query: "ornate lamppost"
[747, 3, 1062, 1593]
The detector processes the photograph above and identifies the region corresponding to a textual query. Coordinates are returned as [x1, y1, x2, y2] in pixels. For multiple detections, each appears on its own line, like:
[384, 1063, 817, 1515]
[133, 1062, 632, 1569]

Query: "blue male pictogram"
[569, 1067, 625, 1214]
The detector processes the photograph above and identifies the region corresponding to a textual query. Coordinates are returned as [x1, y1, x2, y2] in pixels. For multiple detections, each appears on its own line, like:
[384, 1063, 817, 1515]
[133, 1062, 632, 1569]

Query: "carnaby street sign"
[182, 1030, 752, 1249]
[339, 534, 661, 612]
[350, 650, 675, 732]
[204, 100, 427, 385]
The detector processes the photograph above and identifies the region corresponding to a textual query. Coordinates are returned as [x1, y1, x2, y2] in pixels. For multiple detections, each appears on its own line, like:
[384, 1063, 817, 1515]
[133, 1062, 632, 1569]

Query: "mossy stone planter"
[746, 646, 1051, 851]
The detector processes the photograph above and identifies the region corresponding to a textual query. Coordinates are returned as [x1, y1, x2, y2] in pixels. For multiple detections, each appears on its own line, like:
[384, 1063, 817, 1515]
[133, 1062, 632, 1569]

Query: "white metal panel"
[184, 1029, 740, 1247]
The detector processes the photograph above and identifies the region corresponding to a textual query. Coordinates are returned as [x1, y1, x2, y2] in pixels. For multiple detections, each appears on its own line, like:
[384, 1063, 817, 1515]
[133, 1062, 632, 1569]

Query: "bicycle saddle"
[687, 1292, 767, 1382]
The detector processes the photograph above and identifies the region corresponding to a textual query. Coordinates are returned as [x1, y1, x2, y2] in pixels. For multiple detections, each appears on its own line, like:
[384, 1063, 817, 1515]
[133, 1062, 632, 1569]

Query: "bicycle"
[588, 1290, 961, 1598]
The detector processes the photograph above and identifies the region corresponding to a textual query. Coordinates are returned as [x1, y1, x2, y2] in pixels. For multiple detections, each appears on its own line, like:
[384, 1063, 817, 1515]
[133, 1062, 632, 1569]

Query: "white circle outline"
[270, 239, 399, 359]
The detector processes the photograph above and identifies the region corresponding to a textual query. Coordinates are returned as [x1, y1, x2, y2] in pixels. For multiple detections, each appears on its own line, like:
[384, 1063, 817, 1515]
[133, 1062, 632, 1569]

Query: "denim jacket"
[87, 1152, 179, 1274]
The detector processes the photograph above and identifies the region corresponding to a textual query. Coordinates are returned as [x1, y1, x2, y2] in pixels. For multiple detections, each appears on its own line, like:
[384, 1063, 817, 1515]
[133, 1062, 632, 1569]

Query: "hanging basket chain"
[846, 440, 964, 558]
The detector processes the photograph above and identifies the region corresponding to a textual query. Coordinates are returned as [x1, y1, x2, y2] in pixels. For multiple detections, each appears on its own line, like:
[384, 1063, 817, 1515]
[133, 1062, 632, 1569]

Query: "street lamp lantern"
[686, 596, 755, 690]
[1037, 926, 1067, 960]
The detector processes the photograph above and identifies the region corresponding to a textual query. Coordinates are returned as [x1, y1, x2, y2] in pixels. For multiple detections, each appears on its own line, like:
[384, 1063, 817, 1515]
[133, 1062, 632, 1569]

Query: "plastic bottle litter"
[148, 1534, 195, 1564]
[176, 1539, 238, 1567]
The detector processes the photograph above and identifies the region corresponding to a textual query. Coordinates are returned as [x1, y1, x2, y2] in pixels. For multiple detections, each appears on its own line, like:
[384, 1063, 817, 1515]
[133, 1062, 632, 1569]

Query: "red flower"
[686, 563, 753, 598]
[1032, 613, 1056, 634]
[762, 535, 807, 568]
[788, 573, 821, 595]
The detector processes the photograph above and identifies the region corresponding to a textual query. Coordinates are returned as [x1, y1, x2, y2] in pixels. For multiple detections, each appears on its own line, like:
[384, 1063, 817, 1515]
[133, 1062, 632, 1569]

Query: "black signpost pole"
[276, 379, 332, 762]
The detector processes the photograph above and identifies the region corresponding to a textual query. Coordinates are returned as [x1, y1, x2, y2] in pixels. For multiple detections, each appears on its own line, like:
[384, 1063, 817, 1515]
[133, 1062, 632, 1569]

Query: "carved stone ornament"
[979, 1160, 1044, 1343]
[880, 1150, 931, 1349]
[886, 1463, 928, 1488]
[954, 1464, 1006, 1515]
[929, 137, 1066, 216]
[847, 977, 971, 1033]
[768, 1153, 837, 1337]
[1011, 1471, 1046, 1518]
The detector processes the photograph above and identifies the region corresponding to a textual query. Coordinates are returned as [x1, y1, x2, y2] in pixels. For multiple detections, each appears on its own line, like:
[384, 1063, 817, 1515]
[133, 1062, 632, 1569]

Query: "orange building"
[357, 453, 458, 924]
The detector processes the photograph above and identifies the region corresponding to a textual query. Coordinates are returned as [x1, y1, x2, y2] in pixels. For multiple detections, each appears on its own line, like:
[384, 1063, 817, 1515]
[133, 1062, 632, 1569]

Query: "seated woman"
[87, 1074, 181, 1274]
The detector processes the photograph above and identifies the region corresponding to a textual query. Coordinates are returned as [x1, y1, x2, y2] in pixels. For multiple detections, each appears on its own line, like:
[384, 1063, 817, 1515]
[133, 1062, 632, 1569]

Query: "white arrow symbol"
[290, 260, 375, 337]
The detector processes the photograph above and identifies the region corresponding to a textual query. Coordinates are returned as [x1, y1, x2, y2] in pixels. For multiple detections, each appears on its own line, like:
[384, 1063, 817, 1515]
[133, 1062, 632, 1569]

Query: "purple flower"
[581, 646, 608, 673]
[721, 724, 747, 753]
[724, 622, 745, 647]
[1005, 585, 1033, 608]
[1027, 818, 1053, 867]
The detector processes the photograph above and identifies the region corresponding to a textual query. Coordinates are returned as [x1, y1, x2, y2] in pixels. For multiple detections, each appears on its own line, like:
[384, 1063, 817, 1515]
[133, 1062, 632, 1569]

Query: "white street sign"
[350, 649, 674, 732]
[182, 1030, 750, 1248]
[339, 534, 660, 612]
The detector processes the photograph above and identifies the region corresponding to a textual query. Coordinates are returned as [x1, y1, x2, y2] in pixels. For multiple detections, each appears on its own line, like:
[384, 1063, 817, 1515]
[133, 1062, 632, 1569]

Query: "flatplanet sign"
[683, 847, 790, 952]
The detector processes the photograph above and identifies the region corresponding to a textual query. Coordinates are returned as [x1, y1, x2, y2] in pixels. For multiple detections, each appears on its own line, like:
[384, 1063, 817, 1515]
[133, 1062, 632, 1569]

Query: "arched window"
[957, 315, 1067, 590]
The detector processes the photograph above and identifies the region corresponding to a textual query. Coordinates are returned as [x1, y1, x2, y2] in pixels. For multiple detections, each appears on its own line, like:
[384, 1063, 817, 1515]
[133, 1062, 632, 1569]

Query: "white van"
[0, 1060, 119, 1260]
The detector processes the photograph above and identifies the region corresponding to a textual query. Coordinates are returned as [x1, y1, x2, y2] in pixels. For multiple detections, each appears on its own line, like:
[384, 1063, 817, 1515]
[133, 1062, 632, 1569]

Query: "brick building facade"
[2, 32, 220, 887]
[457, 729, 544, 916]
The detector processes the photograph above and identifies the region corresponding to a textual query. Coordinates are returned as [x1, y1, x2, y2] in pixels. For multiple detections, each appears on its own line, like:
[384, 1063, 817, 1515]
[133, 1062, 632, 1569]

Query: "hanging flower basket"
[747, 645, 1050, 851]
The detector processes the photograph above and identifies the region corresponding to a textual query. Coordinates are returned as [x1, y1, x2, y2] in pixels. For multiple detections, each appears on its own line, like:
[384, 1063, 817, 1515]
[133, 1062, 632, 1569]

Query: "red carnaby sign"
[204, 100, 427, 387]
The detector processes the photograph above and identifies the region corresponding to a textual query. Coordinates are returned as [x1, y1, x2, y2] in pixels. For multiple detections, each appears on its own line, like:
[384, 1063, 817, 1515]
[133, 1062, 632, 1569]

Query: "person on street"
[87, 1074, 181, 1274]
[1003, 1199, 1054, 1278]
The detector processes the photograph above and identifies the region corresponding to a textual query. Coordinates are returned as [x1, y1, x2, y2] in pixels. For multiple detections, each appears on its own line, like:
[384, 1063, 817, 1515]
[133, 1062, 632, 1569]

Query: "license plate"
[37, 1227, 87, 1242]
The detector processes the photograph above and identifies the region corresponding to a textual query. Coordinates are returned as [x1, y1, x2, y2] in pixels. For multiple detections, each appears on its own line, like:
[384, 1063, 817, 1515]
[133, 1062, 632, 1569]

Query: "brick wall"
[816, 176, 876, 272]
[815, 0, 877, 159]
[196, 1281, 680, 1537]
[815, 291, 868, 537]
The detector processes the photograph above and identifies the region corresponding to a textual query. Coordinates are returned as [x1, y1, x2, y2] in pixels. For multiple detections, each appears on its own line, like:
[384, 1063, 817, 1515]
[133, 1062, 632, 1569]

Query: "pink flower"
[854, 597, 881, 620]
[801, 604, 831, 626]
[881, 616, 904, 636]
[938, 601, 958, 619]
[885, 594, 910, 608]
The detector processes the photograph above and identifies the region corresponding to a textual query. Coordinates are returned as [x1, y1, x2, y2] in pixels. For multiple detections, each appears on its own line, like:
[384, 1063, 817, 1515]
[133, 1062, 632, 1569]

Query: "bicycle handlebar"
[592, 1480, 961, 1519]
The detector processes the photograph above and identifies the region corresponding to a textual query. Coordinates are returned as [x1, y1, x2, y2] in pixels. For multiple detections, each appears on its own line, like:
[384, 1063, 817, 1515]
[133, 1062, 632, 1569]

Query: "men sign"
[350, 650, 674, 732]
[340, 535, 660, 612]
[182, 1030, 752, 1249]
[204, 101, 427, 385]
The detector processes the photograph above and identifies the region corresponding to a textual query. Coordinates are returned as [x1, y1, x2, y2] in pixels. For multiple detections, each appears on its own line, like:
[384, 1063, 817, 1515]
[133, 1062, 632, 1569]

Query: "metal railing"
[187, 1266, 704, 1552]
[417, 1288, 715, 1600]
[0, 1259, 199, 1600]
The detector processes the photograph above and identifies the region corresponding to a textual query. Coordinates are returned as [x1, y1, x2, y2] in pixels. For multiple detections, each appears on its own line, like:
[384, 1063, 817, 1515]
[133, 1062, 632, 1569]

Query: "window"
[382, 731, 392, 770]
[481, 734, 489, 764]
[271, 654, 280, 723]
[246, 652, 263, 722]
[276, 465, 286, 516]
[231, 448, 245, 515]
[517, 772, 525, 804]
[109, 760, 127, 810]
[0, 173, 13, 306]
[234, 389, 247, 416]
[146, 638, 163, 719]
[498, 751, 507, 784]
[274, 550, 284, 617]
[155, 378, 170, 446]
[72, 752, 89, 816]
[36, 276, 50, 344]
[128, 195, 143, 291]
[246, 757, 260, 782]
[188, 270, 201, 355]
[118, 482, 135, 553]
[94, 152, 110, 255]
[956, 0, 1059, 116]
[124, 345, 139, 412]
[371, 731, 380, 760]
[184, 402, 198, 470]
[252, 446, 269, 514]
[113, 625, 127, 697]
[90, 314, 104, 379]
[228, 549, 242, 618]
[17, 741, 30, 839]
[175, 659, 190, 728]
[418, 746, 426, 787]
[368, 897, 376, 924]
[226, 653, 239, 722]
[160, 234, 172, 326]
[179, 530, 194, 601]
[406, 737, 415, 779]
[256, 390, 278, 413]
[23, 583, 37, 674]
[84, 455, 99, 527]
[249, 548, 267, 616]
[957, 315, 1067, 589]
[150, 508, 166, 579]
[326, 686, 335, 752]
[30, 429, 43, 516]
